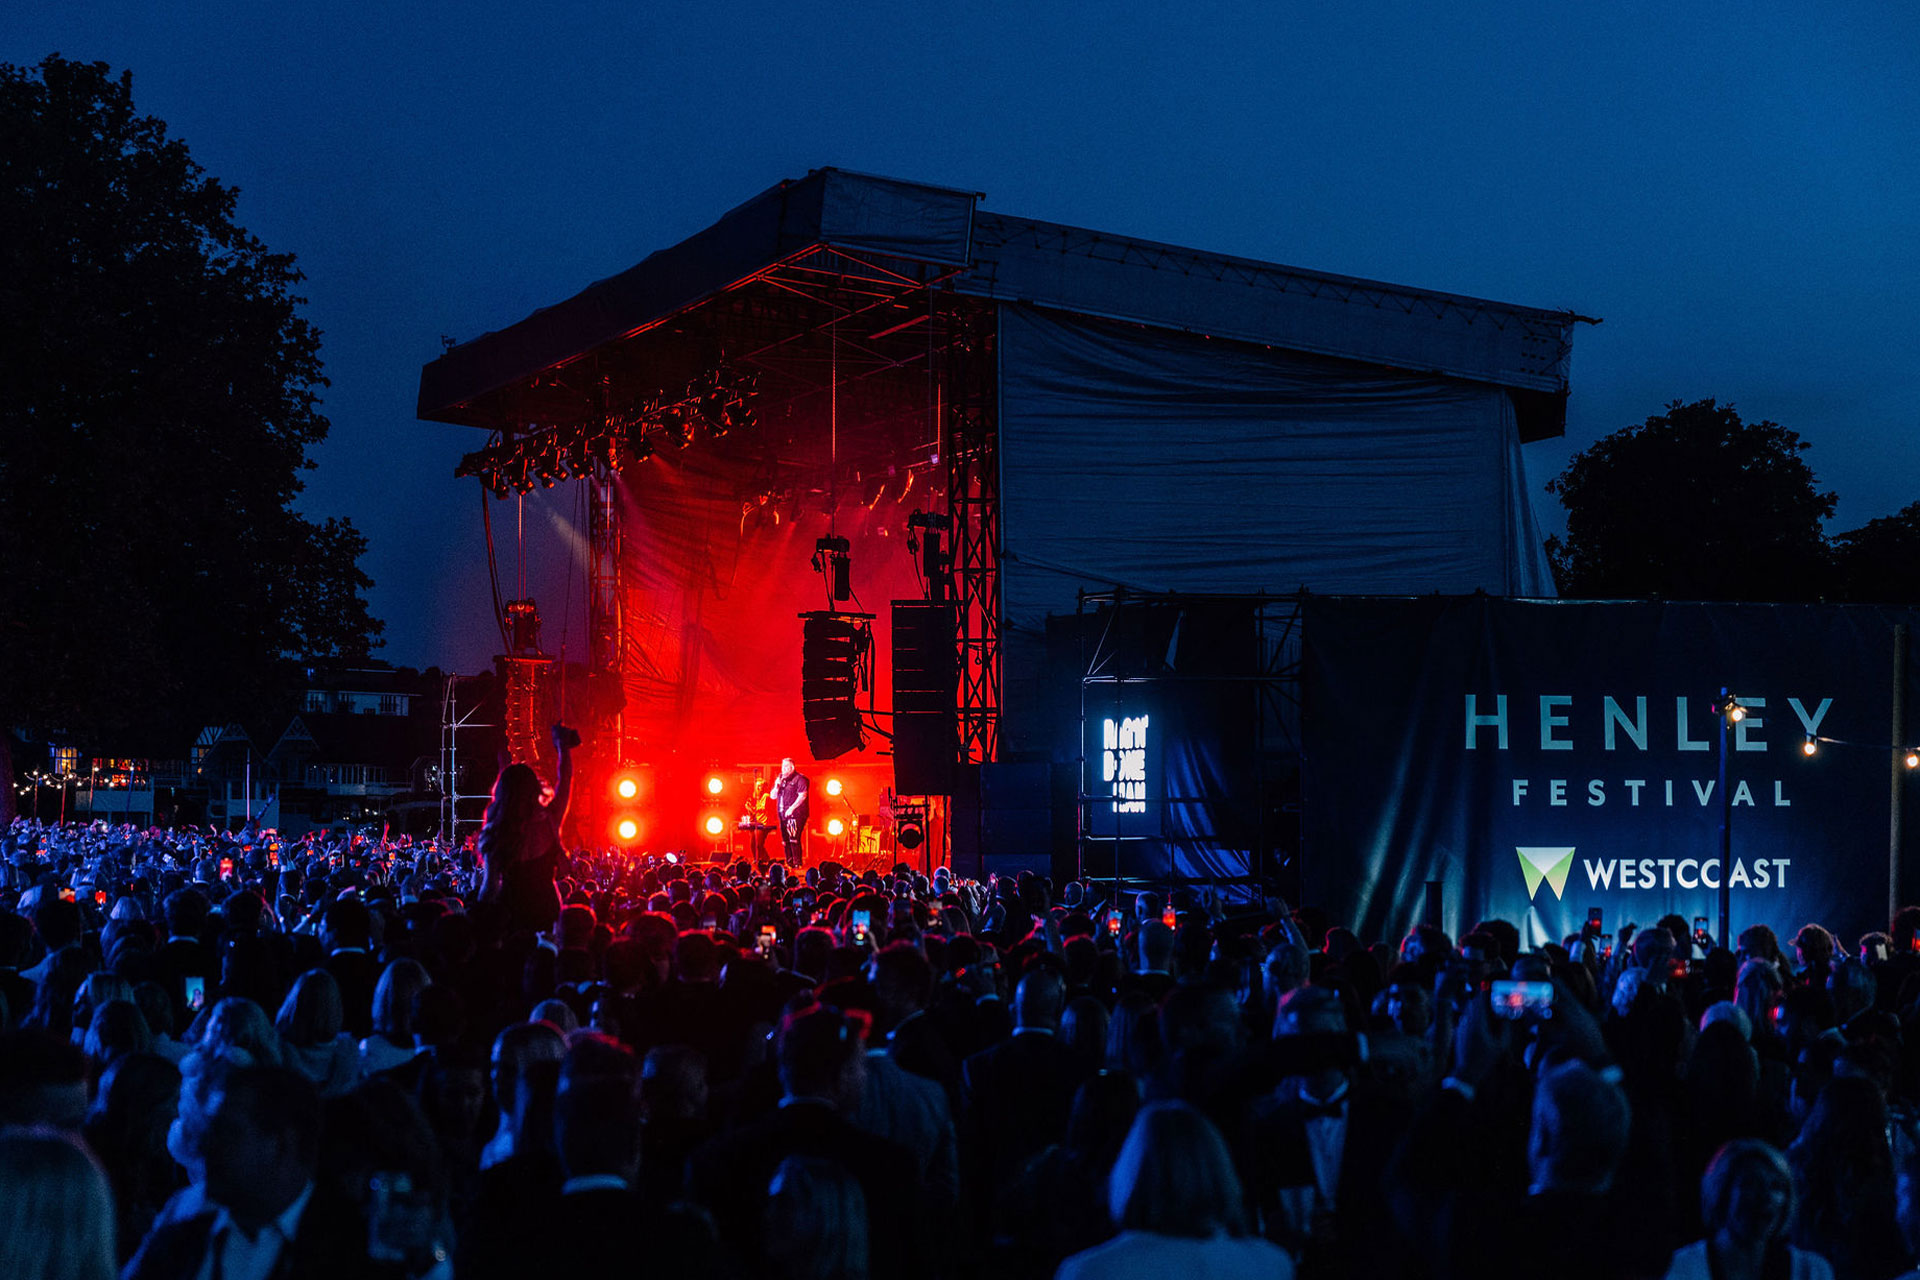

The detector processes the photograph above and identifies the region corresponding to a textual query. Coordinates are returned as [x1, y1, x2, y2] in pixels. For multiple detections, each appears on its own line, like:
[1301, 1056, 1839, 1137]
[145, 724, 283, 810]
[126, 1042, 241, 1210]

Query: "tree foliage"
[1544, 399, 1837, 601]
[1831, 502, 1920, 605]
[0, 55, 382, 765]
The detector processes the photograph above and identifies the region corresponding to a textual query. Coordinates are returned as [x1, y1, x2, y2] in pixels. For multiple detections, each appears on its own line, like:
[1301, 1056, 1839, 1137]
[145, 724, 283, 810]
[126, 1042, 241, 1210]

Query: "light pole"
[1717, 688, 1736, 951]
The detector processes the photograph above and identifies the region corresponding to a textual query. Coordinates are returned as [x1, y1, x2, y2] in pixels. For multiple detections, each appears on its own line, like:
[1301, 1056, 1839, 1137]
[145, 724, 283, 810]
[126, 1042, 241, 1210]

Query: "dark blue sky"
[12, 2, 1917, 672]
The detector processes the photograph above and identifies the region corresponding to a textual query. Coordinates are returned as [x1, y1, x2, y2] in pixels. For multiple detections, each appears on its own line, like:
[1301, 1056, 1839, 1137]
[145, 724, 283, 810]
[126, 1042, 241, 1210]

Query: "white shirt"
[478, 1116, 514, 1170]
[199, 1181, 313, 1280]
[561, 1175, 630, 1195]
[1300, 1080, 1351, 1204]
[1273, 1079, 1349, 1241]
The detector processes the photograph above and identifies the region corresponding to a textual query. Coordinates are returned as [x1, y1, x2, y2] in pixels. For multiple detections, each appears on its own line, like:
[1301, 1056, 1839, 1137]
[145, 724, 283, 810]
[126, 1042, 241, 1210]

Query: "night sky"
[10, 2, 1917, 673]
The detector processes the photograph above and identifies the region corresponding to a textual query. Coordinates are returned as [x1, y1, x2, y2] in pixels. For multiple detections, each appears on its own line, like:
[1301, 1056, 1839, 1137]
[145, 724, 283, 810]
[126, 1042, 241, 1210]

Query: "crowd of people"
[6, 800, 1920, 1280]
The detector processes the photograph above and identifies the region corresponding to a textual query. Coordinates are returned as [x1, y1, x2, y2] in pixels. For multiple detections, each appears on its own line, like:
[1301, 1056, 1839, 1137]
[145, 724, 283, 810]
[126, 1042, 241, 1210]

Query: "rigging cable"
[478, 479, 512, 656]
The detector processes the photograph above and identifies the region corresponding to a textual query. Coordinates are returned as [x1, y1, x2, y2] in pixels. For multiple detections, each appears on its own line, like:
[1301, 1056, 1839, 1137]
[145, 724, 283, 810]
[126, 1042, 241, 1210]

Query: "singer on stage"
[772, 756, 809, 867]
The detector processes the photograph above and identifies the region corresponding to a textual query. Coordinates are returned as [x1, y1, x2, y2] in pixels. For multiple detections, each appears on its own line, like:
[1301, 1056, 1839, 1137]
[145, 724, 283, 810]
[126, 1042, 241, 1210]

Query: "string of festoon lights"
[1714, 694, 1919, 767]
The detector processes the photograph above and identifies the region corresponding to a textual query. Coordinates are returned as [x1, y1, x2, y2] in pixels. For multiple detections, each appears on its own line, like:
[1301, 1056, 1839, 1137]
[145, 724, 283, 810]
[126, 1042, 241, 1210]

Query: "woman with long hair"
[275, 969, 361, 1096]
[82, 1053, 183, 1263]
[360, 958, 433, 1076]
[1786, 1077, 1906, 1280]
[476, 723, 576, 935]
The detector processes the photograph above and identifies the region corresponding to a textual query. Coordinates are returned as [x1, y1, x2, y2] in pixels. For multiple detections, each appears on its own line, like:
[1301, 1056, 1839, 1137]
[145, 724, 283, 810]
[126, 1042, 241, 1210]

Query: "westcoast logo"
[1517, 847, 1576, 899]
[1517, 847, 1792, 898]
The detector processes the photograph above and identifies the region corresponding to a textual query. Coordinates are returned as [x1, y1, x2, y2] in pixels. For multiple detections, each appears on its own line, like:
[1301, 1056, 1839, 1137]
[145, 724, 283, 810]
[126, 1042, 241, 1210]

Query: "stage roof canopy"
[418, 167, 1583, 442]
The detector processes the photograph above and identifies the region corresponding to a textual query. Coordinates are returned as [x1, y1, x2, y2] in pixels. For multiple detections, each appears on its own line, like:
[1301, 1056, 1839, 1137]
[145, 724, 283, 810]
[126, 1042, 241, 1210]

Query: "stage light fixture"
[1802, 737, 1818, 756]
[825, 778, 843, 797]
[1907, 751, 1919, 770]
[615, 777, 638, 800]
[896, 808, 926, 850]
[826, 817, 845, 837]
[616, 818, 638, 841]
[705, 776, 724, 796]
[704, 815, 726, 837]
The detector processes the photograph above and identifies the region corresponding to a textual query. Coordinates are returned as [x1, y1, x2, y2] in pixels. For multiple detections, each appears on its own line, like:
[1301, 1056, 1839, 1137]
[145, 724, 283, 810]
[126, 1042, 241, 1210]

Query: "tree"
[0, 55, 382, 822]
[1544, 399, 1836, 601]
[1831, 502, 1920, 604]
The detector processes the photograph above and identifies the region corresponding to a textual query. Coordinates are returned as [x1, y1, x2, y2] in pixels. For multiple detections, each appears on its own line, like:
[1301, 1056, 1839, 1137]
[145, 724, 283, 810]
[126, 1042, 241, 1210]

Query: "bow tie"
[1297, 1096, 1347, 1121]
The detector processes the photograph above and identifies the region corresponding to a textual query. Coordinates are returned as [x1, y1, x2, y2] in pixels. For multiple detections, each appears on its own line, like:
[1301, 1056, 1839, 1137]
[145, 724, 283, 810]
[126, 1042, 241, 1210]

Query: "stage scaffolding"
[942, 301, 1000, 768]
[587, 470, 624, 764]
[1076, 589, 1306, 902]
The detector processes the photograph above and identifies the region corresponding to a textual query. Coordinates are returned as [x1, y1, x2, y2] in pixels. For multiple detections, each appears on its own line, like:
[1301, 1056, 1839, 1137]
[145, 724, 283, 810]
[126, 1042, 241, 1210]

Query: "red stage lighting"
[704, 815, 726, 837]
[615, 777, 638, 800]
[615, 817, 639, 843]
[825, 778, 844, 797]
[705, 775, 724, 796]
[826, 817, 845, 837]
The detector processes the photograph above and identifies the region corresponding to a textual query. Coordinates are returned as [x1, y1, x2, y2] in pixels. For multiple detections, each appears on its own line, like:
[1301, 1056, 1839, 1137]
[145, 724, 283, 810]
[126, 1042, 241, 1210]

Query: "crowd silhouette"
[6, 814, 1920, 1279]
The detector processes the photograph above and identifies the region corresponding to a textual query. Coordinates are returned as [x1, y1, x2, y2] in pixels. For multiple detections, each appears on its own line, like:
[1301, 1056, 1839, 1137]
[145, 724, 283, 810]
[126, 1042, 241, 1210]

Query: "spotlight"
[616, 818, 638, 842]
[826, 817, 845, 837]
[896, 810, 925, 850]
[704, 815, 726, 837]
[705, 776, 724, 796]
[1907, 752, 1919, 770]
[825, 778, 843, 797]
[1802, 737, 1818, 757]
[1719, 697, 1746, 724]
[615, 777, 638, 800]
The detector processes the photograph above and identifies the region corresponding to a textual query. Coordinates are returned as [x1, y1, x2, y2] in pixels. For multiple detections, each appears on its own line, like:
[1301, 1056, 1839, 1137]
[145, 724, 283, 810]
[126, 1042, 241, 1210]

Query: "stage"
[418, 167, 1582, 888]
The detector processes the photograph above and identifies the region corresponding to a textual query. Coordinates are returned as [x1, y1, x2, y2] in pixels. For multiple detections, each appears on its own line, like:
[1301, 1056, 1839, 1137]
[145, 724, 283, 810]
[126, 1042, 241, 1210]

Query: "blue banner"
[1302, 599, 1920, 949]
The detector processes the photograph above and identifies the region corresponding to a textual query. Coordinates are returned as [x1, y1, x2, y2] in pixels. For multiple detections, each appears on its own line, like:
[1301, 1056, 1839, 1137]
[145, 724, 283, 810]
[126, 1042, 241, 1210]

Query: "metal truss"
[588, 468, 624, 763]
[944, 303, 1000, 765]
[1075, 589, 1305, 896]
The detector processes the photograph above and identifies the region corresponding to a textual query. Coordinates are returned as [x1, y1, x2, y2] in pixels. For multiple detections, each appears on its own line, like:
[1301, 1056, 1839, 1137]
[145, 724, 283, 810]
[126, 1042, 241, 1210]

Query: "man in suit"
[321, 896, 378, 1040]
[874, 942, 963, 1111]
[689, 1003, 922, 1280]
[1248, 983, 1412, 1276]
[125, 1064, 378, 1280]
[1442, 1057, 1637, 1280]
[961, 968, 1092, 1212]
[155, 887, 214, 1021]
[540, 1073, 648, 1274]
[1118, 920, 1178, 1004]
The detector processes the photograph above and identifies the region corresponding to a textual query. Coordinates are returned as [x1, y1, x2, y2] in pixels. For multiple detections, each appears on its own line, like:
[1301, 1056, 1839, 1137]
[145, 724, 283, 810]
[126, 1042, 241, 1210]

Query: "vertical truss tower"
[943, 303, 1000, 767]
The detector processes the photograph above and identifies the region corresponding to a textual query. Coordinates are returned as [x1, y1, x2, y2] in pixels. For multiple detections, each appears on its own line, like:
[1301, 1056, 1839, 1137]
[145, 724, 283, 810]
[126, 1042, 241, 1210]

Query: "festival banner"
[1301, 598, 1920, 949]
